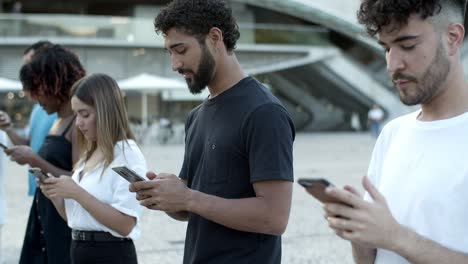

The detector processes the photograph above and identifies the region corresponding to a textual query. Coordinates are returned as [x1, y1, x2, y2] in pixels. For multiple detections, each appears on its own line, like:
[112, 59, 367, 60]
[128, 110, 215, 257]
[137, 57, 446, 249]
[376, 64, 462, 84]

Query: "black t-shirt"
[179, 77, 295, 264]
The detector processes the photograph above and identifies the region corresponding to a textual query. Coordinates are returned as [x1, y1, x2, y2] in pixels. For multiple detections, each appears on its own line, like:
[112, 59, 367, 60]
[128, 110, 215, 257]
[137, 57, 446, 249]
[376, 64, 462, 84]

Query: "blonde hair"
[70, 73, 136, 172]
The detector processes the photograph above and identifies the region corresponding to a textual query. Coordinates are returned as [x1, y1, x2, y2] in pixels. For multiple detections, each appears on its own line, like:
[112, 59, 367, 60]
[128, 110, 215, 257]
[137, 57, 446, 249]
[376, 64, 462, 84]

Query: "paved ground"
[1, 132, 375, 264]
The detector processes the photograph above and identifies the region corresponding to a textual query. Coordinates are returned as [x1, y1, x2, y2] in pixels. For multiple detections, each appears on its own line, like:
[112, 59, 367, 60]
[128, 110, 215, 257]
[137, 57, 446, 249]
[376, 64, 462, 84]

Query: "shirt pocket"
[203, 140, 231, 184]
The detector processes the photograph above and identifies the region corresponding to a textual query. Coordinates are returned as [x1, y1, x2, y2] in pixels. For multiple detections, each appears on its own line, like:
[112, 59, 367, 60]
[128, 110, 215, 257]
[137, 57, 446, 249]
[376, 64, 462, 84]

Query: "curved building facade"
[0, 0, 414, 130]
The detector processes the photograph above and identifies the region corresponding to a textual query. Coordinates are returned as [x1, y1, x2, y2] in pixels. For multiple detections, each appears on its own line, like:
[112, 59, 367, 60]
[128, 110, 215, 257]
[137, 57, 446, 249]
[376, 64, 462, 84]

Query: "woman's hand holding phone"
[5, 145, 35, 165]
[29, 168, 49, 182]
[40, 175, 82, 200]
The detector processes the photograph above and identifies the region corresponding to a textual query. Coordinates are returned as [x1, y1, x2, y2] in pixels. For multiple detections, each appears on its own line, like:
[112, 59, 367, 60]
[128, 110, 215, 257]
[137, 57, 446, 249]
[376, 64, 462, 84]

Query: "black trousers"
[70, 240, 138, 264]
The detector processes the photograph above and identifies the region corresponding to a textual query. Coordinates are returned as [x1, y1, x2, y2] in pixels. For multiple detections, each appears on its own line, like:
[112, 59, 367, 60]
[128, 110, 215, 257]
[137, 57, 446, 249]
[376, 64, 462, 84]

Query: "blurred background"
[3, 1, 467, 263]
[1, 0, 445, 143]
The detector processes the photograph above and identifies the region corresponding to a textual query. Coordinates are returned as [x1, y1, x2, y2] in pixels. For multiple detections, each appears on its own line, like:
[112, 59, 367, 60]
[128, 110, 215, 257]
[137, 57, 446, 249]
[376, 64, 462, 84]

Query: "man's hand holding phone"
[112, 166, 146, 183]
[298, 178, 348, 204]
[319, 176, 402, 250]
[298, 177, 359, 222]
[130, 171, 190, 213]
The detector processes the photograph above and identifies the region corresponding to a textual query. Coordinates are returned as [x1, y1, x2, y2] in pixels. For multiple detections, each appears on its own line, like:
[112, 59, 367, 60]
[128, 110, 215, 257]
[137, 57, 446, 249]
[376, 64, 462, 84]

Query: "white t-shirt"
[368, 108, 384, 121]
[367, 110, 468, 264]
[64, 139, 147, 240]
[0, 131, 6, 225]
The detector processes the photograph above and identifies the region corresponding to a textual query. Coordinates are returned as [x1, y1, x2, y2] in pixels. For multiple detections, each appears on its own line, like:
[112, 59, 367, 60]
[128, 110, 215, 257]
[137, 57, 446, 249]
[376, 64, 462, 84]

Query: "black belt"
[71, 230, 131, 242]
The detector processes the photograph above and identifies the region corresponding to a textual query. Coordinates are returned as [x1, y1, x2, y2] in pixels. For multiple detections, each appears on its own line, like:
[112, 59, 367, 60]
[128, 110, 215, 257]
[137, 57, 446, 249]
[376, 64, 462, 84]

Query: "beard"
[394, 41, 450, 106]
[183, 44, 215, 94]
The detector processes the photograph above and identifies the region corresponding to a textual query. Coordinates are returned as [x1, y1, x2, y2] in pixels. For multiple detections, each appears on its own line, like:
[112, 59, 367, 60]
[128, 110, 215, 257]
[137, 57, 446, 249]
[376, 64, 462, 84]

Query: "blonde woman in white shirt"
[40, 73, 146, 264]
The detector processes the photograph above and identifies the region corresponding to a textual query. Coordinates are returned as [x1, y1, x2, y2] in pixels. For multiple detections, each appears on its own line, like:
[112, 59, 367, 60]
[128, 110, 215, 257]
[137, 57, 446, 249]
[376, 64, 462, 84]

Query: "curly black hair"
[23, 40, 52, 55]
[357, 0, 467, 36]
[19, 44, 86, 103]
[154, 0, 240, 53]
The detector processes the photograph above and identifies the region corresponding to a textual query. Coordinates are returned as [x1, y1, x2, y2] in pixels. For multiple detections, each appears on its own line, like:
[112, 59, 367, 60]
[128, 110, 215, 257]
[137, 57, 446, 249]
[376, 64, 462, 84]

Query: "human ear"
[446, 23, 465, 56]
[207, 27, 223, 48]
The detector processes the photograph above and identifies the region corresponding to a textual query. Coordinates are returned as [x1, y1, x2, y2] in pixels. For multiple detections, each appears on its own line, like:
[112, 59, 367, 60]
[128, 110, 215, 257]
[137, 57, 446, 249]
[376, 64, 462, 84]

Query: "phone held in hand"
[29, 167, 49, 182]
[0, 142, 7, 150]
[298, 178, 342, 204]
[112, 166, 145, 183]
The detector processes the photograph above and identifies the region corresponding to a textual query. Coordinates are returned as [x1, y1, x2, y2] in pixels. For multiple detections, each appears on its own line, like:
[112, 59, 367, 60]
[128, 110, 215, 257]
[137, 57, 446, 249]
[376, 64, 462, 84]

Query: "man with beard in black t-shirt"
[130, 1, 295, 263]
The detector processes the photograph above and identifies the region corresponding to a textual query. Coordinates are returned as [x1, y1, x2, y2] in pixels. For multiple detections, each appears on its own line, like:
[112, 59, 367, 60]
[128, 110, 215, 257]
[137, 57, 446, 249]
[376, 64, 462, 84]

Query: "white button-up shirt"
[64, 139, 147, 240]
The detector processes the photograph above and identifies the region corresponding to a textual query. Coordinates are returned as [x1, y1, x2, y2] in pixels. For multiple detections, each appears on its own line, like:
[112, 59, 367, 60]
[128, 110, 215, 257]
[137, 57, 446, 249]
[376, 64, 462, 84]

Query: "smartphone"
[112, 166, 145, 183]
[298, 178, 342, 204]
[29, 168, 49, 182]
[0, 142, 7, 150]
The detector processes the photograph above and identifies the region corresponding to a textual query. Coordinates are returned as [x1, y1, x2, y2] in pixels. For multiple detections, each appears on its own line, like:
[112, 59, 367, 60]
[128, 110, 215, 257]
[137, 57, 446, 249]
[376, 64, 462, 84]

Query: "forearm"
[187, 190, 288, 236]
[394, 226, 468, 264]
[5, 128, 28, 146]
[75, 189, 136, 237]
[50, 197, 67, 221]
[29, 154, 72, 176]
[166, 211, 189, 221]
[352, 242, 376, 264]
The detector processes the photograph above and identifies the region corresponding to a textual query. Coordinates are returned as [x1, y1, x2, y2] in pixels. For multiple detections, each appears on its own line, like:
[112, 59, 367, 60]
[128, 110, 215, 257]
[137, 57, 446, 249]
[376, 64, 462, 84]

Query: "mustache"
[178, 69, 194, 75]
[392, 72, 417, 83]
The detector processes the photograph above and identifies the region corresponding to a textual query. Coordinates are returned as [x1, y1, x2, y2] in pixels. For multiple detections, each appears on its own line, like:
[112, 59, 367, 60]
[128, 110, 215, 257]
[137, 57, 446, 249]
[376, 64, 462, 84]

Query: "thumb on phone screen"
[146, 171, 157, 180]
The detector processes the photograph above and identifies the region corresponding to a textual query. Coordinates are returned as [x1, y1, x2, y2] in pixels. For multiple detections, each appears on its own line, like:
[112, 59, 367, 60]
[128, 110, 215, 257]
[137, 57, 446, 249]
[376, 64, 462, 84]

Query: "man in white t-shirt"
[318, 1, 468, 264]
[367, 104, 384, 138]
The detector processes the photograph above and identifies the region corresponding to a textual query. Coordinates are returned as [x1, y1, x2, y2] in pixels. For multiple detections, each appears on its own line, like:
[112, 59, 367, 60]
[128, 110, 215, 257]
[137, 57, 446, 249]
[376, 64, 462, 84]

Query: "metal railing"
[0, 14, 330, 46]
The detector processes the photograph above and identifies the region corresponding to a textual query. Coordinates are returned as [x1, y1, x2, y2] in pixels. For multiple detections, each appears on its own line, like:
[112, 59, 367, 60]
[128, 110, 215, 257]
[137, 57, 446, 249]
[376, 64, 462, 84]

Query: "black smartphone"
[29, 168, 49, 182]
[112, 166, 145, 183]
[0, 142, 7, 150]
[298, 178, 342, 204]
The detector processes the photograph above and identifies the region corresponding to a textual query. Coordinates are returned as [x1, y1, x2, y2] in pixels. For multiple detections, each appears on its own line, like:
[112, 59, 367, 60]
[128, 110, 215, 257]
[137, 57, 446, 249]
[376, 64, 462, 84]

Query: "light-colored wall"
[132, 5, 163, 44]
[126, 93, 159, 123]
[293, 0, 361, 24]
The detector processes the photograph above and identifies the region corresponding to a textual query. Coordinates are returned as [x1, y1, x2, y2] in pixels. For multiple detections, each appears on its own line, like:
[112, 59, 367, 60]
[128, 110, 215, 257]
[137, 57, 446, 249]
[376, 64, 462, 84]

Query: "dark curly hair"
[154, 0, 240, 53]
[19, 44, 86, 103]
[23, 40, 52, 55]
[357, 0, 467, 36]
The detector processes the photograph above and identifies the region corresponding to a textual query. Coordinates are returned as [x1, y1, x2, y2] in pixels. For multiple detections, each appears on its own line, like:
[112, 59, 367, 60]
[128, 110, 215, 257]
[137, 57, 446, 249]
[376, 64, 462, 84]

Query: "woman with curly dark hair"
[132, 1, 295, 264]
[321, 1, 468, 264]
[7, 44, 86, 264]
